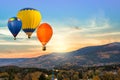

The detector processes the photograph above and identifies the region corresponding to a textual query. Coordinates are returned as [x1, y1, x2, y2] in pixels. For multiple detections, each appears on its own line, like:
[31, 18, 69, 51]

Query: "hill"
[15, 42, 120, 69]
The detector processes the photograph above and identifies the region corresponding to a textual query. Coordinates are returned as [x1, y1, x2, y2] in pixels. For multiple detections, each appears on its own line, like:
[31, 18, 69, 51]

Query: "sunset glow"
[0, 0, 120, 58]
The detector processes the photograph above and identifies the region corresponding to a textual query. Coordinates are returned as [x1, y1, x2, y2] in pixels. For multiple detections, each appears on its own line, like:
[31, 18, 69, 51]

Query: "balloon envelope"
[37, 23, 53, 50]
[8, 17, 22, 40]
[17, 8, 42, 38]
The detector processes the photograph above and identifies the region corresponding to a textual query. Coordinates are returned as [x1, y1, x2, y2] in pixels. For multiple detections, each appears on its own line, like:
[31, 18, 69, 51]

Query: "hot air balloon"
[37, 23, 53, 51]
[17, 8, 42, 38]
[8, 17, 22, 40]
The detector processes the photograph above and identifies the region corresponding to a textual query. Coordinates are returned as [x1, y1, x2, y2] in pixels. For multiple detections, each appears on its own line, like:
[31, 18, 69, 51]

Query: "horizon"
[0, 0, 120, 58]
[0, 41, 119, 58]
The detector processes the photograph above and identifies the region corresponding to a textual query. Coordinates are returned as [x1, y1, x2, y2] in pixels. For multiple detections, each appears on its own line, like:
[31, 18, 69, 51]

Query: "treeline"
[54, 64, 120, 80]
[0, 64, 120, 80]
[0, 66, 49, 80]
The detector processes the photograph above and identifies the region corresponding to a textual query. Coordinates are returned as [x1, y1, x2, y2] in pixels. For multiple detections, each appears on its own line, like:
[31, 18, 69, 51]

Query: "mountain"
[0, 58, 28, 66]
[0, 42, 120, 69]
[15, 42, 120, 69]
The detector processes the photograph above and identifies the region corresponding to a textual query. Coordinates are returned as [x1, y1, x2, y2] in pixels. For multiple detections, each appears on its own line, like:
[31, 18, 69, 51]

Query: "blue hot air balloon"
[8, 17, 22, 40]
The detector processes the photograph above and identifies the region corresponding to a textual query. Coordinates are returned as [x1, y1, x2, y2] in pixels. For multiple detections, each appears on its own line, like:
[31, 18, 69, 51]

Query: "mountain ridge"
[0, 42, 120, 69]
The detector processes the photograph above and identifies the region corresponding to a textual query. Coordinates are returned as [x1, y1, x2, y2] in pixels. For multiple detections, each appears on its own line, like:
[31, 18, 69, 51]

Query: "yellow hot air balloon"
[17, 8, 42, 38]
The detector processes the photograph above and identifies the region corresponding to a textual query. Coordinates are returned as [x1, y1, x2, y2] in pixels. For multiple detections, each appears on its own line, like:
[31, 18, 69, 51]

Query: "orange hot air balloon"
[37, 23, 53, 51]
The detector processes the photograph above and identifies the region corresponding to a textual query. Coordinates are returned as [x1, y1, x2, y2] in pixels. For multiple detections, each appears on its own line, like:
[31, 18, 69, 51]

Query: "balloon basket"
[28, 36, 31, 39]
[42, 46, 46, 51]
[14, 37, 16, 40]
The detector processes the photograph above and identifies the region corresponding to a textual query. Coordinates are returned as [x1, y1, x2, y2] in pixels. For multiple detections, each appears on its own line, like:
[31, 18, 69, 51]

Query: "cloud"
[48, 17, 120, 53]
[0, 15, 120, 58]
[64, 16, 119, 40]
[0, 27, 39, 45]
[89, 32, 120, 37]
[53, 16, 112, 38]
[80, 17, 110, 32]
[0, 19, 7, 27]
[0, 27, 11, 35]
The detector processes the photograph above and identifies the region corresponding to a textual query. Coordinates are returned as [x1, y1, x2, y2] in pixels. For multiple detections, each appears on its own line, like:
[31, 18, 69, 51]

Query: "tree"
[39, 73, 46, 80]
[72, 74, 79, 80]
[93, 76, 100, 80]
[57, 72, 63, 80]
[83, 73, 88, 80]
[100, 72, 115, 80]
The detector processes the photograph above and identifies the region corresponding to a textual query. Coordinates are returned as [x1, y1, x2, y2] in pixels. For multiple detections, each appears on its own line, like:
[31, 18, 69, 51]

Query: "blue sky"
[0, 0, 120, 58]
[0, 0, 120, 24]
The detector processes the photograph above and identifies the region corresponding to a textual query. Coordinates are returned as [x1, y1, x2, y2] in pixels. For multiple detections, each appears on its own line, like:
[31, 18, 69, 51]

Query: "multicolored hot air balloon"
[8, 17, 22, 40]
[37, 23, 53, 51]
[17, 8, 42, 38]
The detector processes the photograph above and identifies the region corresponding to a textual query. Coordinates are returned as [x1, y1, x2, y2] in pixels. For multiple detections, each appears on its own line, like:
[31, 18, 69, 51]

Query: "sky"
[0, 0, 120, 58]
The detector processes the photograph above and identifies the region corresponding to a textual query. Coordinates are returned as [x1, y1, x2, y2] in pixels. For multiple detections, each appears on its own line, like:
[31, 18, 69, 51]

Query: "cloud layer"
[0, 16, 120, 58]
